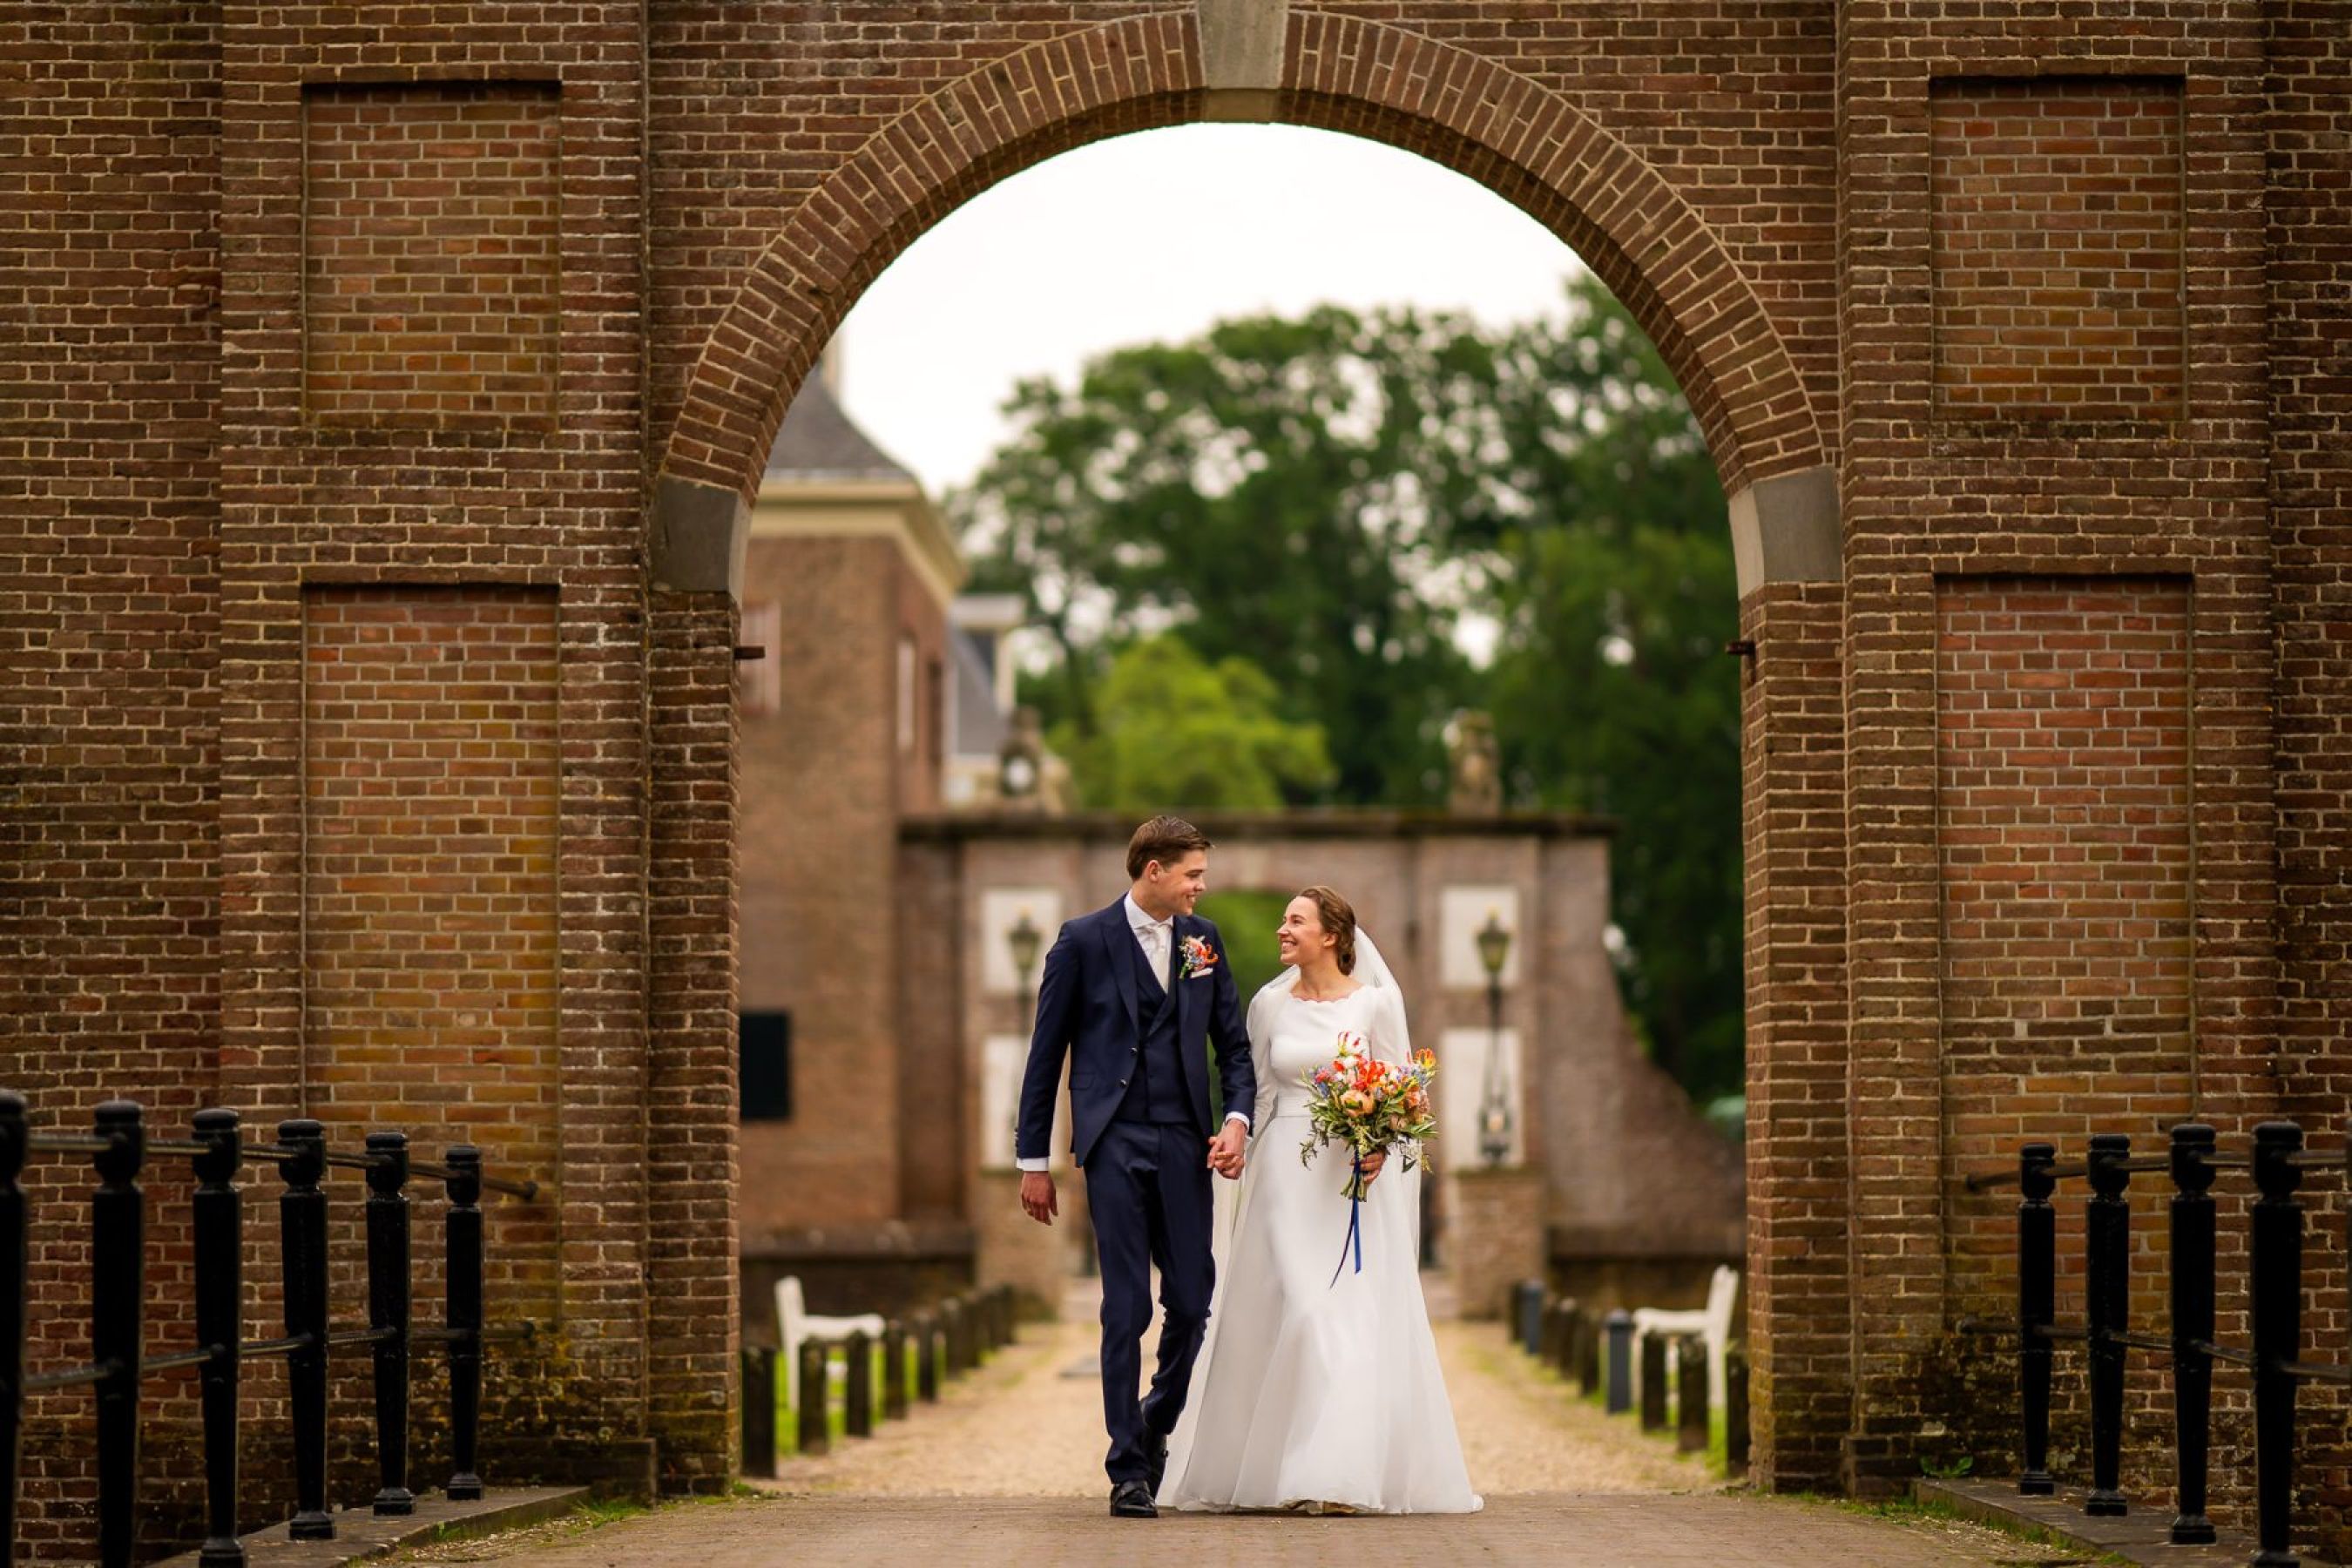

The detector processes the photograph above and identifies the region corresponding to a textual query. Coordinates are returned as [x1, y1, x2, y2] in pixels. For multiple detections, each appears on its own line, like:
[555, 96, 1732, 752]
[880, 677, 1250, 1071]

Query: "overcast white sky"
[830, 123, 1587, 498]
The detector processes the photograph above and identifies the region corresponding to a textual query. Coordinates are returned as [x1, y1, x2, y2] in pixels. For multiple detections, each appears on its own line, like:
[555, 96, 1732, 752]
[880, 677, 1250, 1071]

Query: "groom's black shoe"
[1142, 1429, 1169, 1494]
[1109, 1481, 1158, 1519]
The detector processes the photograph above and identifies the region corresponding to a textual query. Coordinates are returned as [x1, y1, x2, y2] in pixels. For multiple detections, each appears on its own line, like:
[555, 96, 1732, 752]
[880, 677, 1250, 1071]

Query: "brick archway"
[651, 2, 1852, 1497]
[655, 10, 1825, 523]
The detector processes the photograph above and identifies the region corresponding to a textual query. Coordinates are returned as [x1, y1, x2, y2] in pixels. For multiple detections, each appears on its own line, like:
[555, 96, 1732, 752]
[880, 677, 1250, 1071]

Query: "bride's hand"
[1359, 1149, 1387, 1186]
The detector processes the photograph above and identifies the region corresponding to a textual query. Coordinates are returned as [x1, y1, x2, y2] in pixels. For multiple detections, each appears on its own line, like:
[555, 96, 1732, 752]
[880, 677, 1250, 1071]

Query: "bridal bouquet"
[1297, 1031, 1439, 1202]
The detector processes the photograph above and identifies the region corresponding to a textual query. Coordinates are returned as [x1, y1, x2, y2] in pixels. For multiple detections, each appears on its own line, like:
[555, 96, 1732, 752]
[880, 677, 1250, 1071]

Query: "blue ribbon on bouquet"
[1328, 1152, 1364, 1288]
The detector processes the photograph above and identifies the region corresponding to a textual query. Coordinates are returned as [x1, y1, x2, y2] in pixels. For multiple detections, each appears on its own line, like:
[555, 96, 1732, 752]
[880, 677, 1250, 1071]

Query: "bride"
[1157, 886, 1483, 1514]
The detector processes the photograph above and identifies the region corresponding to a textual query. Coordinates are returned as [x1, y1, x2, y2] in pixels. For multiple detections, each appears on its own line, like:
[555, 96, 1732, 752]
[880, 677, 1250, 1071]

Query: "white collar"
[1123, 892, 1172, 932]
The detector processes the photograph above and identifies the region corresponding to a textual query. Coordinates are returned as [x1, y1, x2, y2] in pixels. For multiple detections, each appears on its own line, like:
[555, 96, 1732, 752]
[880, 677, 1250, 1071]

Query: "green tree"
[1053, 636, 1335, 813]
[953, 305, 1493, 804]
[956, 275, 1744, 1105]
[1477, 278, 1742, 1099]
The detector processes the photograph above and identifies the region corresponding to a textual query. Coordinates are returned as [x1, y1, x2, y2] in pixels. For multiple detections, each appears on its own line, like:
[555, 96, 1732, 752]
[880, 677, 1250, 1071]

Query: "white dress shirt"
[1014, 896, 1249, 1173]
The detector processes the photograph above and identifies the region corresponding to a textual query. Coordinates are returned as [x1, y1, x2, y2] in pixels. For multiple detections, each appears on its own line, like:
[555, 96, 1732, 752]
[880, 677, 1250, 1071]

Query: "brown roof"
[760, 375, 916, 484]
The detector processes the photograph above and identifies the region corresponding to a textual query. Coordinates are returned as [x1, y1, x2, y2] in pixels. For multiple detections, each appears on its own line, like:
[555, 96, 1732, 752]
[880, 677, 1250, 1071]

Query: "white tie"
[1144, 921, 1168, 986]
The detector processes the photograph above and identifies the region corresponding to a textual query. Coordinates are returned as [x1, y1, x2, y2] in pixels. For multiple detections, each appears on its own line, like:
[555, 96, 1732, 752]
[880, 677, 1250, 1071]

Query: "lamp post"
[1008, 909, 1043, 1035]
[1476, 909, 1514, 1168]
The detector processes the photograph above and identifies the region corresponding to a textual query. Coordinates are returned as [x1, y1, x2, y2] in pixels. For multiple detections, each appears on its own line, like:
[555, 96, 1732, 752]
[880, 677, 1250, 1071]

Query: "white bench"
[774, 1274, 886, 1413]
[1630, 1264, 1740, 1417]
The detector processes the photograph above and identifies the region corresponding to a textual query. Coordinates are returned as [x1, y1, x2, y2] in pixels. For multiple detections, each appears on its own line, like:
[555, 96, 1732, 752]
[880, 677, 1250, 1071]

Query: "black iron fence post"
[2251, 1120, 2304, 1568]
[882, 1320, 909, 1421]
[740, 1349, 775, 1477]
[2084, 1132, 2131, 1517]
[2167, 1122, 2218, 1546]
[0, 1092, 25, 1568]
[1675, 1336, 1707, 1453]
[845, 1329, 873, 1438]
[92, 1099, 146, 1568]
[277, 1119, 332, 1539]
[916, 1313, 938, 1403]
[192, 1108, 245, 1567]
[797, 1338, 828, 1456]
[1604, 1309, 1632, 1415]
[365, 1131, 414, 1516]
[2016, 1141, 2057, 1497]
[1639, 1332, 1668, 1432]
[443, 1145, 485, 1502]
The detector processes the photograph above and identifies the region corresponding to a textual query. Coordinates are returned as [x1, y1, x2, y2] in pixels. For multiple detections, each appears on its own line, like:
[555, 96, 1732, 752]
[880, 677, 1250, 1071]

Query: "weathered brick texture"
[0, 1, 2344, 1559]
[1930, 78, 2186, 425]
[302, 82, 562, 429]
[302, 585, 564, 1312]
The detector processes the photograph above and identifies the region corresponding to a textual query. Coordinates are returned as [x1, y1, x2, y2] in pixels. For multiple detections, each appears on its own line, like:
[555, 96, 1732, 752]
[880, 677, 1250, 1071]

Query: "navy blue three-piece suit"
[1014, 897, 1257, 1485]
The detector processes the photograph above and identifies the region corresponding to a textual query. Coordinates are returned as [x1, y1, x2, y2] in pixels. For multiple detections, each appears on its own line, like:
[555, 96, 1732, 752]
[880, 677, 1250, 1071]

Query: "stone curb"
[151, 1485, 593, 1567]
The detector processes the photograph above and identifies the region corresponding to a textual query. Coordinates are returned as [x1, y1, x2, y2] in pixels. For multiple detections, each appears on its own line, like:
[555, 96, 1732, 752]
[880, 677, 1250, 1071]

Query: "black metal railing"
[0, 1092, 542, 1568]
[1960, 1119, 2351, 1566]
[739, 1284, 1017, 1474]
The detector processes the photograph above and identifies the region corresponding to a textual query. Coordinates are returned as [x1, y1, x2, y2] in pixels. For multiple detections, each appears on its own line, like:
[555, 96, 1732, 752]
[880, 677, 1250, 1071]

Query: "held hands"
[1206, 1119, 1248, 1180]
[1019, 1170, 1058, 1226]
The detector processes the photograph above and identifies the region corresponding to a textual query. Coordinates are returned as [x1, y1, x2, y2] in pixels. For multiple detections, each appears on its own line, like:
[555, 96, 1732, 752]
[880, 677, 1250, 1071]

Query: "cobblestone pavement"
[401, 1491, 2050, 1567]
[404, 1282, 2046, 1566]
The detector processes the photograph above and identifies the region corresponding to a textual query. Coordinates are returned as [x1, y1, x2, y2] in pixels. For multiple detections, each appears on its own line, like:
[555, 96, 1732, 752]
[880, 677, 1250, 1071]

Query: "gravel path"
[754, 1279, 1710, 1497]
[395, 1279, 2049, 1566]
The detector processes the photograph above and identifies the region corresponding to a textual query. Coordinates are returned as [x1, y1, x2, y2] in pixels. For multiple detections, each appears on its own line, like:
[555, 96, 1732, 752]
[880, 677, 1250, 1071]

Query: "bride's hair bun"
[1299, 885, 1357, 975]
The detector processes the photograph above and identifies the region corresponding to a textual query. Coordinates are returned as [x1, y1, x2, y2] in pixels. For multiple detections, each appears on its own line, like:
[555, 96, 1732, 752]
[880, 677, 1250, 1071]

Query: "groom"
[1015, 814, 1256, 1518]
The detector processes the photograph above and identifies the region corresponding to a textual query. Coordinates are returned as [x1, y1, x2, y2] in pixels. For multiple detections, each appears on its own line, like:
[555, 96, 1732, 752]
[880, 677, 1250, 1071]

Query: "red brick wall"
[1739, 581, 1852, 1491]
[1936, 578, 2198, 1429]
[2268, 0, 2352, 1538]
[1931, 78, 2186, 426]
[0, 2, 2344, 1555]
[1936, 577, 2195, 1217]
[1835, 0, 2280, 1499]
[0, 3, 225, 1555]
[302, 82, 561, 430]
[646, 587, 743, 1493]
[301, 585, 563, 1309]
[736, 531, 951, 1236]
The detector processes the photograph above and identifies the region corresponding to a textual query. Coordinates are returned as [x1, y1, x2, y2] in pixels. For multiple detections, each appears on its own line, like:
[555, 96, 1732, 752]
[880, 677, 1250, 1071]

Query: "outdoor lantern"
[1008, 909, 1043, 986]
[1477, 909, 1515, 1168]
[1476, 909, 1512, 982]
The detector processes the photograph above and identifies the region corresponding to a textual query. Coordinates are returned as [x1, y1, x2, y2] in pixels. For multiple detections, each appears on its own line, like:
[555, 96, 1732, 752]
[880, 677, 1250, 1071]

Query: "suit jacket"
[1014, 899, 1257, 1168]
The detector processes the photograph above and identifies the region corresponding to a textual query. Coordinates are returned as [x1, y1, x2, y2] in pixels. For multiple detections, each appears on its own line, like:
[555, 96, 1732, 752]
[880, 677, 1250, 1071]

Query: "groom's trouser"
[1084, 1117, 1214, 1485]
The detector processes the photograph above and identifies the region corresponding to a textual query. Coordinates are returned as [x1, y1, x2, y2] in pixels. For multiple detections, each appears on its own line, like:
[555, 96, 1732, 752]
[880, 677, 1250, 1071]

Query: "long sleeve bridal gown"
[1157, 979, 1483, 1514]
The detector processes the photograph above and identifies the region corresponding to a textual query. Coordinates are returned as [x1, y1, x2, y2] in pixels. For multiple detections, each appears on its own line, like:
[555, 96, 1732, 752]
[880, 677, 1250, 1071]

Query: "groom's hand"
[1206, 1119, 1247, 1179]
[1019, 1171, 1058, 1226]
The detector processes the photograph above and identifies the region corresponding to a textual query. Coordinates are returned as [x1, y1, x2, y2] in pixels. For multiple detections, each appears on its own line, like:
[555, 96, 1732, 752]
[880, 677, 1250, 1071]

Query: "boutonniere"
[1179, 934, 1220, 980]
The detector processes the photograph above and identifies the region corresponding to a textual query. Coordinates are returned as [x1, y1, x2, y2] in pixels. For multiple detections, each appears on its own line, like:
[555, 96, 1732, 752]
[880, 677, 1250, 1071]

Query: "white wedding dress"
[1158, 937, 1483, 1514]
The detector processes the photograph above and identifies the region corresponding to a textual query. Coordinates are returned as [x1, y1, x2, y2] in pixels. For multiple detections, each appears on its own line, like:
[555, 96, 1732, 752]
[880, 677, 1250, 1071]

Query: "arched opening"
[708, 22, 1798, 1500]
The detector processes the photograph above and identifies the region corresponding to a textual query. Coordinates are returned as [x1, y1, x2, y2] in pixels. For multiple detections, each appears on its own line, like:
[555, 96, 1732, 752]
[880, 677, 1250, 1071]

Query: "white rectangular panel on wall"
[1436, 1025, 1524, 1166]
[1439, 885, 1523, 990]
[981, 887, 1064, 997]
[980, 1033, 1024, 1168]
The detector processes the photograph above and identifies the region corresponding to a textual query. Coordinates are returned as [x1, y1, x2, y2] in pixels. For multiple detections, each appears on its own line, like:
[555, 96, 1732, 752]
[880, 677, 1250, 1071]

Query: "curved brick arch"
[658, 10, 1827, 521]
